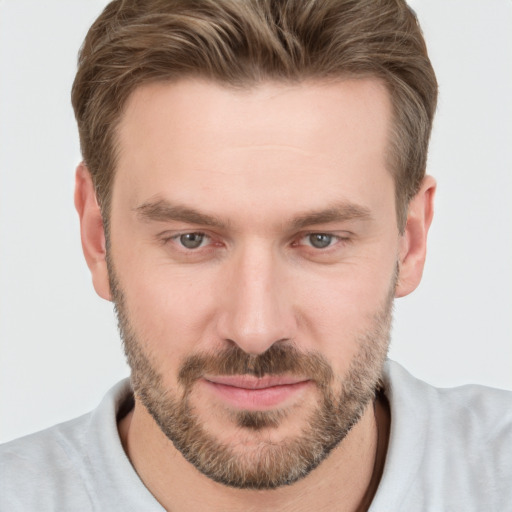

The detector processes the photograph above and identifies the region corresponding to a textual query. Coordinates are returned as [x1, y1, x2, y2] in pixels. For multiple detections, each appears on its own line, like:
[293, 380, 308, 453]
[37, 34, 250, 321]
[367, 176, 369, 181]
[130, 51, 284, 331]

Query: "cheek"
[114, 248, 221, 364]
[293, 259, 395, 370]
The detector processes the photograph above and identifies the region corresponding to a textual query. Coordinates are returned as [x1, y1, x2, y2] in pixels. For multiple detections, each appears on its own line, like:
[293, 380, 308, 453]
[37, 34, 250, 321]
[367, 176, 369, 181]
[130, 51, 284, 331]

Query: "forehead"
[118, 77, 391, 152]
[114, 78, 394, 223]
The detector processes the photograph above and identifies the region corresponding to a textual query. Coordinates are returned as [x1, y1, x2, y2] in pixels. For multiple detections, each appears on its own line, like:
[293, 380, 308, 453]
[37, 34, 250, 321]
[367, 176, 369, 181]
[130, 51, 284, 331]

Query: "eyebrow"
[135, 199, 229, 229]
[290, 202, 373, 230]
[135, 199, 372, 230]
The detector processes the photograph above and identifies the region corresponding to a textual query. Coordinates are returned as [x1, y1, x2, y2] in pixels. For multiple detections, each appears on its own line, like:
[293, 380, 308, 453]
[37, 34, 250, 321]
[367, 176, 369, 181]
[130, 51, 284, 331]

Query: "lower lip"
[202, 379, 311, 410]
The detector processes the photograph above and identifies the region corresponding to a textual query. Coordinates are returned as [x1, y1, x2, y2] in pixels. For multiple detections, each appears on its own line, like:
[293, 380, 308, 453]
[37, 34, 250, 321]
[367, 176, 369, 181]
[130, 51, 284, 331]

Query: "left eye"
[303, 233, 336, 249]
[177, 233, 209, 249]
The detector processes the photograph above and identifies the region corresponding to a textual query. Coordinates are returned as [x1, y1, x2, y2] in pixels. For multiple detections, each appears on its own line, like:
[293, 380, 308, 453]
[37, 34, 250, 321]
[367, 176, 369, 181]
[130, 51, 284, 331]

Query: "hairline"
[100, 73, 408, 239]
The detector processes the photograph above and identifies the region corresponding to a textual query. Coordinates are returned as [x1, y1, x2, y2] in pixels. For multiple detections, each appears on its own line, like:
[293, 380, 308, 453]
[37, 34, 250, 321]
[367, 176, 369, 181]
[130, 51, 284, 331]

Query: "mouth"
[201, 375, 312, 410]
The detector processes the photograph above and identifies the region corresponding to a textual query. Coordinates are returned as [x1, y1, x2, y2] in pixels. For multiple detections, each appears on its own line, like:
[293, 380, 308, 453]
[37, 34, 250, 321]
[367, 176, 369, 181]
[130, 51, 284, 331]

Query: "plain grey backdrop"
[1, 0, 511, 443]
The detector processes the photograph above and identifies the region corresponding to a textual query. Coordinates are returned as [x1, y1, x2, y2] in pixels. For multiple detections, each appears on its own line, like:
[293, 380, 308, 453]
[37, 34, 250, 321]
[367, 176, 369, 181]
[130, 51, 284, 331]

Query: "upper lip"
[204, 375, 309, 390]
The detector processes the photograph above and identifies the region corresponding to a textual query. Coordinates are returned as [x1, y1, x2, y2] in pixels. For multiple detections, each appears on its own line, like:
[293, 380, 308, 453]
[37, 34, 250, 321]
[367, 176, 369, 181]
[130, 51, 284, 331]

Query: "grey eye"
[308, 233, 333, 249]
[179, 233, 205, 249]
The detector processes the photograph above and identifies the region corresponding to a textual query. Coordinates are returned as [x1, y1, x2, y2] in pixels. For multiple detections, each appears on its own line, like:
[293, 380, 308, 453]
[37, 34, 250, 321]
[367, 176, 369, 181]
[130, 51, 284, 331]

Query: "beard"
[109, 263, 394, 490]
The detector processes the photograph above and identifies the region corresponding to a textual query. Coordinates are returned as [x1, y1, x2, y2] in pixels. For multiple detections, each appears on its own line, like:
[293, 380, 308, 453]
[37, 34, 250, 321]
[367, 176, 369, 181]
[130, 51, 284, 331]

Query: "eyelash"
[159, 231, 351, 253]
[294, 233, 349, 250]
[160, 232, 216, 251]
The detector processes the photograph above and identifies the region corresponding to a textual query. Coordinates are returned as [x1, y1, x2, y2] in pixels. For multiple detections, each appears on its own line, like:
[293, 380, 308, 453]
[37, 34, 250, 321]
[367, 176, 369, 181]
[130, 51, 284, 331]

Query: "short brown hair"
[72, 0, 437, 231]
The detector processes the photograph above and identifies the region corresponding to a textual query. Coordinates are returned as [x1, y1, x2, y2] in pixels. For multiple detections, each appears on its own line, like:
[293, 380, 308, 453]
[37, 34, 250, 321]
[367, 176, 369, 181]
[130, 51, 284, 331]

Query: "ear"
[395, 175, 436, 298]
[74, 163, 112, 301]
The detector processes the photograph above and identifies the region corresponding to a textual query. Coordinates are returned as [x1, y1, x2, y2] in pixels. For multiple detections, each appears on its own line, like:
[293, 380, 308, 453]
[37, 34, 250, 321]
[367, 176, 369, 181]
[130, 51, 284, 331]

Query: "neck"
[118, 394, 389, 512]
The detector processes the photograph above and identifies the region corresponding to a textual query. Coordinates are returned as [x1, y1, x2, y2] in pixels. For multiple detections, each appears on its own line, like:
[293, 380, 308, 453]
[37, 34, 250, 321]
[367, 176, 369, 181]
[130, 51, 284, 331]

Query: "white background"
[0, 1, 511, 443]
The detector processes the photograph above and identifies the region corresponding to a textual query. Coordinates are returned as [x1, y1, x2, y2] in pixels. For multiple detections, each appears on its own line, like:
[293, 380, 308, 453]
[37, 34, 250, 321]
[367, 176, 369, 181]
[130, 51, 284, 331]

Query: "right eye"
[175, 232, 210, 249]
[303, 233, 336, 249]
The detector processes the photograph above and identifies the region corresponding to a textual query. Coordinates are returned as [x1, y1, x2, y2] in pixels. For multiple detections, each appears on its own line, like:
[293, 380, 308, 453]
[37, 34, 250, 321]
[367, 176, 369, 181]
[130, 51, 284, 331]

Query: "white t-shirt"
[1, 360, 511, 511]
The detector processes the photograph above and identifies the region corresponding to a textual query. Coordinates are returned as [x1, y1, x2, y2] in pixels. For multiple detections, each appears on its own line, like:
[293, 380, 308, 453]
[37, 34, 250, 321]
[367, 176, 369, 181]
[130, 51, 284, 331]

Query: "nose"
[216, 242, 296, 356]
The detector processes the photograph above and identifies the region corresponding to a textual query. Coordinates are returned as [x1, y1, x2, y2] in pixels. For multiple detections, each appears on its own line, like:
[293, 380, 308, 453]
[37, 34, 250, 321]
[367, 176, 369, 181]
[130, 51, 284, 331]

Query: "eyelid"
[175, 232, 210, 249]
[295, 231, 352, 245]
[156, 229, 211, 246]
[157, 227, 209, 238]
[156, 229, 352, 253]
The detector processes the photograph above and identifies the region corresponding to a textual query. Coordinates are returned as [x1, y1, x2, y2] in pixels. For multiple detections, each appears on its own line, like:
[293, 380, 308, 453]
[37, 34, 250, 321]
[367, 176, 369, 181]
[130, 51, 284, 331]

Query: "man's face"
[107, 78, 401, 488]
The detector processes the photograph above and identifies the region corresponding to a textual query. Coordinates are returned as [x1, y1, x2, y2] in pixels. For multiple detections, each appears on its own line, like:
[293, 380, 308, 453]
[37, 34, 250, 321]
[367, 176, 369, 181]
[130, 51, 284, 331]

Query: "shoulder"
[0, 379, 143, 512]
[386, 360, 512, 442]
[0, 413, 95, 511]
[385, 359, 512, 427]
[373, 361, 512, 511]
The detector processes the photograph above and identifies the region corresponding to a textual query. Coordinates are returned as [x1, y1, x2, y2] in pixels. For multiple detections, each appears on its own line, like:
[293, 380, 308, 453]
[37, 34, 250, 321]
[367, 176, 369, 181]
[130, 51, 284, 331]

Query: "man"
[1, 0, 511, 510]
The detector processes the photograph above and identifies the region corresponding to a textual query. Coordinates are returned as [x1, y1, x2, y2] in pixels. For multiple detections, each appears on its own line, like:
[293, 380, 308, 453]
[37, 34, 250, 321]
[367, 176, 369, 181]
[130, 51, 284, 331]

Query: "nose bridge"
[218, 240, 294, 355]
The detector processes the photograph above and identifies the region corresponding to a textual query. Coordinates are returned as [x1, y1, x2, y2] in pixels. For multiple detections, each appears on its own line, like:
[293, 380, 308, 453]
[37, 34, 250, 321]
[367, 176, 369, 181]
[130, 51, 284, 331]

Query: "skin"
[75, 78, 435, 511]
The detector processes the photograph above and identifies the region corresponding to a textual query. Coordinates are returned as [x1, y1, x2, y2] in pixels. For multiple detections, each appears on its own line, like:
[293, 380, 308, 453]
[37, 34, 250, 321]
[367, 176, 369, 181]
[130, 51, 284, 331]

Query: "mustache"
[178, 343, 334, 390]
